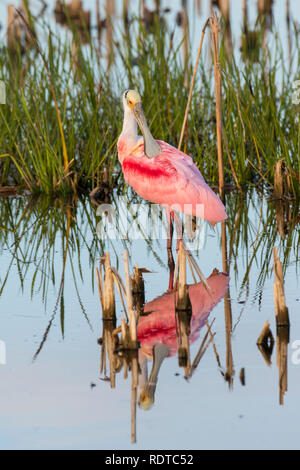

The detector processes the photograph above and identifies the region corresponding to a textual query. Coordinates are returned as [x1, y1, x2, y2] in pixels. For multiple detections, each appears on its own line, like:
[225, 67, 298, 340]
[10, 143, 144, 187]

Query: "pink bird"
[117, 90, 227, 289]
[117, 90, 227, 225]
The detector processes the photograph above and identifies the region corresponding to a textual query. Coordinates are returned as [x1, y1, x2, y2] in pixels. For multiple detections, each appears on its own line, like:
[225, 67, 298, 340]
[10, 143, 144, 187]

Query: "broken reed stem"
[131, 354, 138, 444]
[210, 13, 225, 202]
[174, 240, 213, 300]
[131, 263, 145, 322]
[106, 0, 114, 67]
[178, 18, 210, 151]
[105, 325, 116, 388]
[121, 317, 127, 343]
[273, 159, 290, 199]
[257, 321, 273, 345]
[175, 242, 192, 369]
[95, 264, 104, 310]
[177, 242, 186, 305]
[111, 268, 128, 321]
[272, 246, 290, 405]
[182, 2, 188, 73]
[131, 264, 144, 295]
[176, 242, 194, 312]
[273, 247, 289, 327]
[239, 367, 245, 386]
[276, 326, 289, 405]
[186, 255, 197, 284]
[256, 320, 274, 366]
[123, 250, 137, 344]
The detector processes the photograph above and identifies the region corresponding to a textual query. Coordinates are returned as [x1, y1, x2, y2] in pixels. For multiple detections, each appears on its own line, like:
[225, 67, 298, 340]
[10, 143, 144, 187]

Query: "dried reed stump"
[102, 253, 116, 321]
[257, 321, 274, 366]
[273, 247, 289, 329]
[176, 243, 192, 368]
[130, 264, 145, 320]
[273, 159, 291, 200]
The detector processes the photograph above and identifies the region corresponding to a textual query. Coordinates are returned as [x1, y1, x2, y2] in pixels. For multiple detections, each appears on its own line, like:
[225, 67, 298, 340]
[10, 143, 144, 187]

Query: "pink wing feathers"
[120, 140, 227, 225]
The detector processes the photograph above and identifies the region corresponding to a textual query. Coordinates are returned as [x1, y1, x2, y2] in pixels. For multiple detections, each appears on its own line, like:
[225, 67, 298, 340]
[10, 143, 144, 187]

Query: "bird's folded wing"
[122, 140, 227, 223]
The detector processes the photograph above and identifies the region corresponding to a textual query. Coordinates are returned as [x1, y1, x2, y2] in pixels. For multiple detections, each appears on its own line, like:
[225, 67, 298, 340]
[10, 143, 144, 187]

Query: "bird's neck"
[117, 109, 140, 162]
[118, 108, 161, 161]
[121, 108, 138, 139]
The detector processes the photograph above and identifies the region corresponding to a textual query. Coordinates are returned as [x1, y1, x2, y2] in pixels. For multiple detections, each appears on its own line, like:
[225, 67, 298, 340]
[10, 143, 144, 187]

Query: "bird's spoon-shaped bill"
[133, 102, 161, 158]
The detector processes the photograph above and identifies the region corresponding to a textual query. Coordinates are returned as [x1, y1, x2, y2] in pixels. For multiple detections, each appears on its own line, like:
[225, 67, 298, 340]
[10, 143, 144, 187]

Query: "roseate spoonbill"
[117, 89, 227, 223]
[117, 90, 227, 287]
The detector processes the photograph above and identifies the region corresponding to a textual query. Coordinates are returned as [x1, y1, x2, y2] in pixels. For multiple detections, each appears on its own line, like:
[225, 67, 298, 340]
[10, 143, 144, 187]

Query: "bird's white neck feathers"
[118, 103, 161, 161]
[121, 108, 138, 138]
[117, 109, 141, 162]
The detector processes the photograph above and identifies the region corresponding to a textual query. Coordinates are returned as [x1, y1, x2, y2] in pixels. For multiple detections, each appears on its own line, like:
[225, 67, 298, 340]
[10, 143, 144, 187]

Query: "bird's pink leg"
[166, 208, 175, 291]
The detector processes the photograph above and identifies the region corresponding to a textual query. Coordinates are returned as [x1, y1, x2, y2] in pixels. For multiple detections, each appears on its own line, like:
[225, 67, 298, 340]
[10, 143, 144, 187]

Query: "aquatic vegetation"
[0, 4, 299, 198]
[0, 189, 298, 313]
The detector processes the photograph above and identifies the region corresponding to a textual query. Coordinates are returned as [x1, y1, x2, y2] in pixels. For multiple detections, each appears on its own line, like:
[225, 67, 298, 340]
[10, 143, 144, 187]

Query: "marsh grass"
[0, 10, 299, 198]
[0, 189, 298, 305]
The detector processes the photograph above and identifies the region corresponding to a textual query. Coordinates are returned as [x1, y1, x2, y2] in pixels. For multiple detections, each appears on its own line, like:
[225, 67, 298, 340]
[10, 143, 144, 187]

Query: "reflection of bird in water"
[117, 90, 227, 289]
[137, 269, 229, 409]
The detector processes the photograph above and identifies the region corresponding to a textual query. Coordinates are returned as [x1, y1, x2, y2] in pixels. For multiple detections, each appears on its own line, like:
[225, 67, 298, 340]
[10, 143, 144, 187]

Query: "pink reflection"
[138, 269, 229, 357]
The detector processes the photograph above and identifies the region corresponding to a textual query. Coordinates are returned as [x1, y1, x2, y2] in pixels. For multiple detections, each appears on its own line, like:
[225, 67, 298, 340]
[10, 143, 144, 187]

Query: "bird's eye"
[128, 100, 132, 106]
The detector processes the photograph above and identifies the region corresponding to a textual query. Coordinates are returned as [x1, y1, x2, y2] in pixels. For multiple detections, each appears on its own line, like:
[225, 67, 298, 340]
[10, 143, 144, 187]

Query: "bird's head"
[123, 89, 142, 111]
[122, 89, 161, 158]
[138, 389, 154, 411]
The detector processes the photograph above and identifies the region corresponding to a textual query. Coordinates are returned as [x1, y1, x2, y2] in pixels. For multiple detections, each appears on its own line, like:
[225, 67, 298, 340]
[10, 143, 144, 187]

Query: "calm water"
[0, 0, 300, 451]
[0, 191, 299, 450]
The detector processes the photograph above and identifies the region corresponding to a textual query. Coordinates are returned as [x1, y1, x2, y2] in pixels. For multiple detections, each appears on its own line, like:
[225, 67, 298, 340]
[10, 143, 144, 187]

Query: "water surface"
[0, 191, 299, 450]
